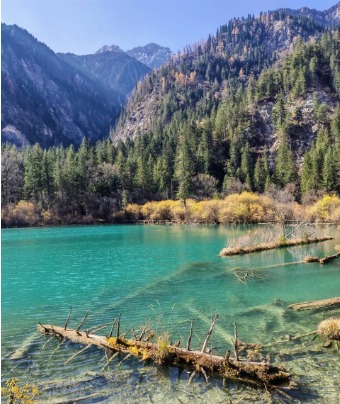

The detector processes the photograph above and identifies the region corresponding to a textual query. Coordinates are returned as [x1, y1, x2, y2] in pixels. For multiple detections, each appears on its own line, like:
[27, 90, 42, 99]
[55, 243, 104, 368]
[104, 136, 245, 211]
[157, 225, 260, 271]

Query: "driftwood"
[37, 318, 290, 388]
[219, 236, 333, 257]
[288, 297, 340, 311]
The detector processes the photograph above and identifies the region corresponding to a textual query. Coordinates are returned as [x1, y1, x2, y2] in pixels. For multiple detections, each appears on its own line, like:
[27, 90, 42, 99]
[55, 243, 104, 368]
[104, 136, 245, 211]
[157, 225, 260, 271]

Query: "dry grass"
[317, 318, 340, 341]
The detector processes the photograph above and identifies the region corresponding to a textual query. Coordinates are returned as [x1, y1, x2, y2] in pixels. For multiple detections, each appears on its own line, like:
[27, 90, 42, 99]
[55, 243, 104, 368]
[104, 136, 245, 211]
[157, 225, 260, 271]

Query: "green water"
[2, 224, 340, 403]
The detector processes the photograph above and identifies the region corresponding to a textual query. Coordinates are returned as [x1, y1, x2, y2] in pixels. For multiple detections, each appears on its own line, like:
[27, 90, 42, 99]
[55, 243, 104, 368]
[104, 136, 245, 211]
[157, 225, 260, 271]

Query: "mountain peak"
[126, 43, 173, 69]
[95, 44, 124, 54]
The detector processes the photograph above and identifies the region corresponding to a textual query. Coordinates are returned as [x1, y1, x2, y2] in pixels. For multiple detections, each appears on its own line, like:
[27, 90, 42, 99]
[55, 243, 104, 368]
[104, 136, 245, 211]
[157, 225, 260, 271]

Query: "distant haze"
[1, 0, 337, 54]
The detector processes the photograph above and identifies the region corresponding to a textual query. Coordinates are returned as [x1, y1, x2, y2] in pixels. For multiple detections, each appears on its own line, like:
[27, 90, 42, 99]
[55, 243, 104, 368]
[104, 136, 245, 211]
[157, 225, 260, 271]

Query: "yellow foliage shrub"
[308, 195, 340, 222]
[2, 201, 39, 227]
[124, 204, 142, 220]
[1, 378, 39, 403]
[218, 192, 275, 223]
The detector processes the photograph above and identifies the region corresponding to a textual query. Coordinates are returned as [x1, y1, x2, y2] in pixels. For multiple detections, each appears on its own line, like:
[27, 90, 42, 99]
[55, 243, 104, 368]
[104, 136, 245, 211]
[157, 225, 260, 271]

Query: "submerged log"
[319, 252, 340, 265]
[288, 297, 340, 311]
[37, 323, 290, 387]
[219, 236, 333, 257]
[303, 252, 340, 264]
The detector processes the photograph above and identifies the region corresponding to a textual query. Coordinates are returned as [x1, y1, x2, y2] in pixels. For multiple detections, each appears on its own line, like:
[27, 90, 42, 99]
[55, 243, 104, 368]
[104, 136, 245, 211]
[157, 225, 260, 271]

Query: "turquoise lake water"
[2, 224, 340, 403]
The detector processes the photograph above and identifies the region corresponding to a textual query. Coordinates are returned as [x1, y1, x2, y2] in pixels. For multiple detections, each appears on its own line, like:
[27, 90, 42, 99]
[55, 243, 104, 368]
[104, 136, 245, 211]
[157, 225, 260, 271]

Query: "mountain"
[112, 4, 339, 145]
[126, 43, 173, 69]
[1, 23, 123, 148]
[58, 47, 150, 100]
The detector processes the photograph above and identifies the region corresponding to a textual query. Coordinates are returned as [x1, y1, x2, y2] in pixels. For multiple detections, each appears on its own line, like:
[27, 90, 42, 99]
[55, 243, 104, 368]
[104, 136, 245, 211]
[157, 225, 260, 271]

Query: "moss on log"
[219, 236, 333, 257]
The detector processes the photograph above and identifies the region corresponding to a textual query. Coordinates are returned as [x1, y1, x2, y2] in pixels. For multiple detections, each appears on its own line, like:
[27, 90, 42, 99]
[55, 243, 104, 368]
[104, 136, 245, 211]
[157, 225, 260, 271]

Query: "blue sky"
[1, 0, 337, 55]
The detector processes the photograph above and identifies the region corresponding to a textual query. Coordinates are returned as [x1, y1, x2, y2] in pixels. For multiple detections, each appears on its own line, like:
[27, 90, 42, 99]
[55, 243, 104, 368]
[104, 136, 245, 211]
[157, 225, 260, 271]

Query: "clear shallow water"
[2, 224, 340, 403]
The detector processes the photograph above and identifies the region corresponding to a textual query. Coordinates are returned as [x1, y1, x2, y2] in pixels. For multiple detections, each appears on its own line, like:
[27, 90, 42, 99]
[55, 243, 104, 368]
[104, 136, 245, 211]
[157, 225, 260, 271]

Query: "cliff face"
[1, 24, 122, 148]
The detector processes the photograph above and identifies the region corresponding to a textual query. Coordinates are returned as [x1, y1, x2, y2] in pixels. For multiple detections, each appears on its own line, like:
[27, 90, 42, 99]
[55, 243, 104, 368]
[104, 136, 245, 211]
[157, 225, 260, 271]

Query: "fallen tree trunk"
[288, 297, 340, 311]
[219, 236, 333, 257]
[37, 323, 290, 388]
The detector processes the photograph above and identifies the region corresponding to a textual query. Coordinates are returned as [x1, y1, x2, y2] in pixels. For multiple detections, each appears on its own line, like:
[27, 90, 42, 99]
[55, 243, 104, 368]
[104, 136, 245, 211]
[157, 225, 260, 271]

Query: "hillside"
[1, 23, 123, 148]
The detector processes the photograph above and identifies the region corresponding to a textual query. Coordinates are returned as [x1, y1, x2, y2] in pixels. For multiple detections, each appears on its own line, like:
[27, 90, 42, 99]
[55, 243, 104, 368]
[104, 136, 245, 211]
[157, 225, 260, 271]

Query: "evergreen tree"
[240, 142, 253, 190]
[175, 131, 194, 207]
[24, 144, 44, 203]
[274, 132, 296, 187]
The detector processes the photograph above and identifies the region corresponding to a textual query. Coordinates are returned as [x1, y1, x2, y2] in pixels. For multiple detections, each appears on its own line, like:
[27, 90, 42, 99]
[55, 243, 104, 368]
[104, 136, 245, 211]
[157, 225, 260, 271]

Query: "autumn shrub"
[143, 200, 172, 221]
[1, 204, 16, 227]
[185, 199, 202, 222]
[308, 195, 340, 222]
[1, 378, 39, 403]
[1, 201, 39, 227]
[170, 201, 186, 222]
[124, 203, 143, 221]
[151, 200, 172, 221]
[218, 192, 275, 224]
[199, 200, 222, 223]
[40, 209, 61, 225]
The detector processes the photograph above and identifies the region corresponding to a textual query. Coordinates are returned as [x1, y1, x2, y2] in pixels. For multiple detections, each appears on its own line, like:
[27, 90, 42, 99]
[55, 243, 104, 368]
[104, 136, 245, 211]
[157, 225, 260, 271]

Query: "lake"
[2, 224, 340, 403]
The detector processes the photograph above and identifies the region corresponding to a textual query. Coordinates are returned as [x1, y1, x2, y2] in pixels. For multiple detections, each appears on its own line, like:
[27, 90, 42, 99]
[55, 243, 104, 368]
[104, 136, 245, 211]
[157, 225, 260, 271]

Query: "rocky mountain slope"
[1, 24, 123, 147]
[126, 43, 173, 69]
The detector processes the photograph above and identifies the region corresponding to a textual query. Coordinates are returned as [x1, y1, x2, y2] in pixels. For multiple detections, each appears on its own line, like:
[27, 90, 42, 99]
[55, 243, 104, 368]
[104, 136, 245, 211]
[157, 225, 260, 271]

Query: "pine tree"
[240, 142, 253, 190]
[274, 132, 296, 187]
[175, 131, 194, 208]
[322, 147, 336, 192]
[24, 144, 44, 203]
